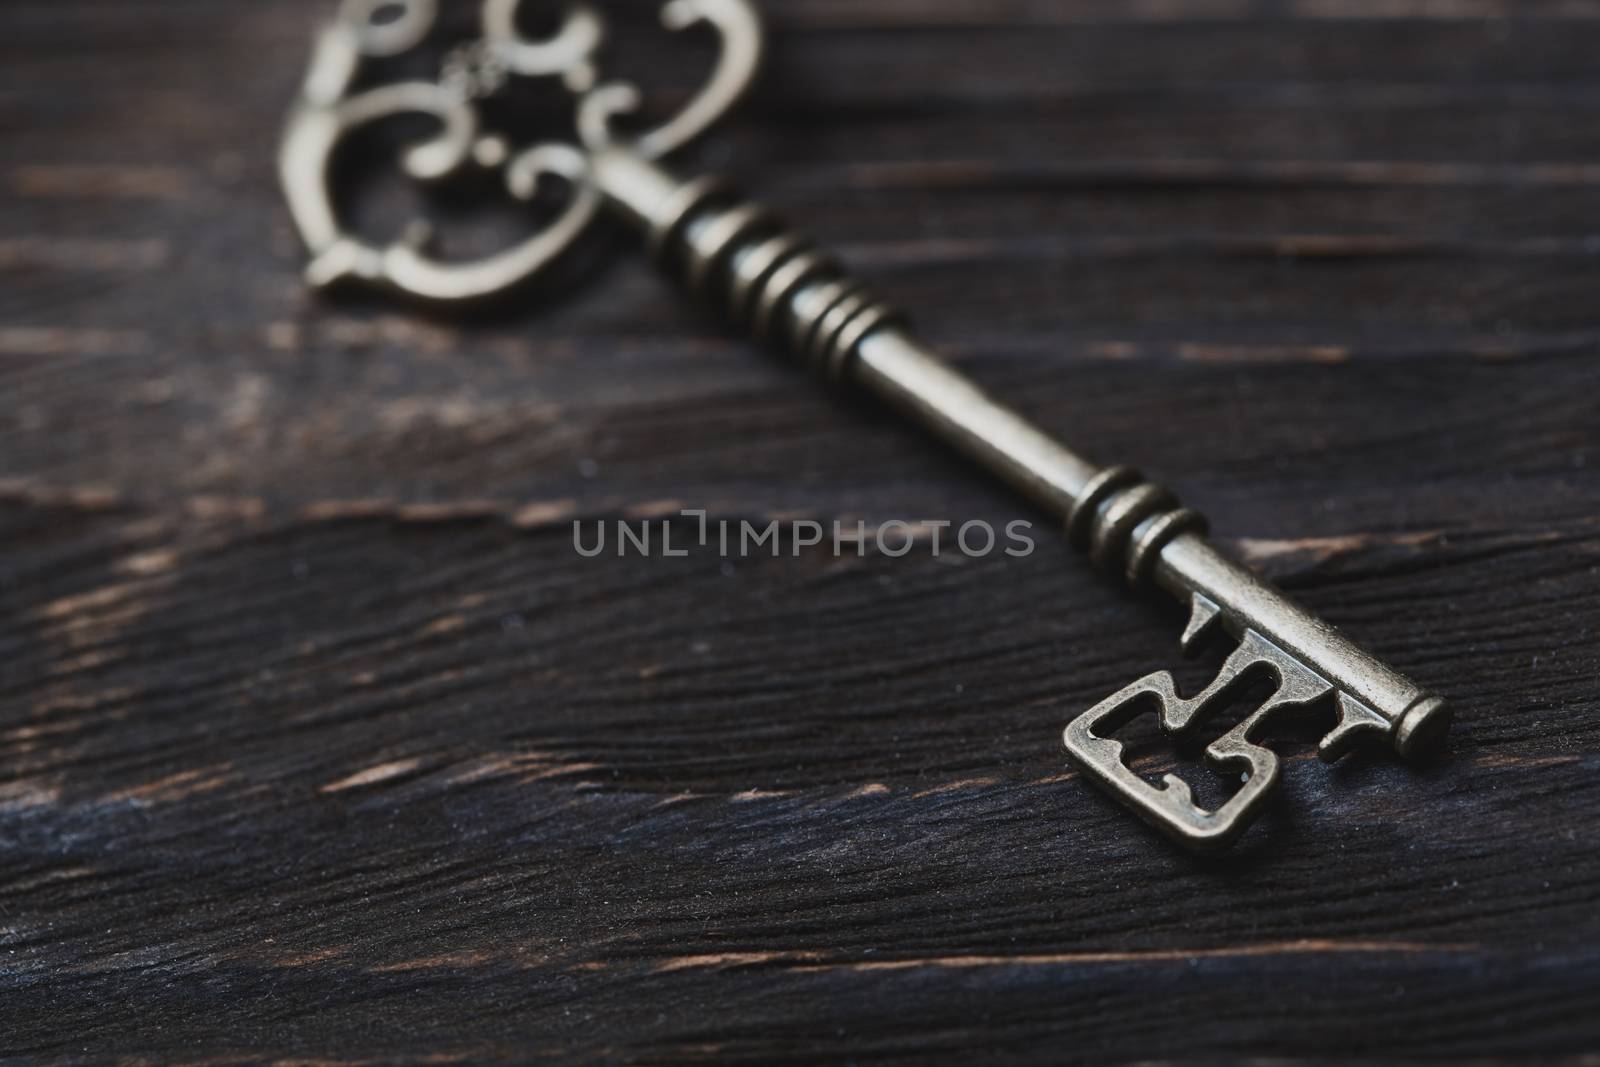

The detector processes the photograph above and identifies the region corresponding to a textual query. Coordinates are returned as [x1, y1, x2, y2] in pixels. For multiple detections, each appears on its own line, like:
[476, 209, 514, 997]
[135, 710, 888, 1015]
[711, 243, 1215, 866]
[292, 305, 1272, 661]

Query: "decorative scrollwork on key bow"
[279, 0, 764, 302]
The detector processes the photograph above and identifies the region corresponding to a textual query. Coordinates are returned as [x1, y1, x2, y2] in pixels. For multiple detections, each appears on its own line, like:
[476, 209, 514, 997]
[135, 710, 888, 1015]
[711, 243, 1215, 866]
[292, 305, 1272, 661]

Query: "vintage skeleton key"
[280, 0, 1452, 849]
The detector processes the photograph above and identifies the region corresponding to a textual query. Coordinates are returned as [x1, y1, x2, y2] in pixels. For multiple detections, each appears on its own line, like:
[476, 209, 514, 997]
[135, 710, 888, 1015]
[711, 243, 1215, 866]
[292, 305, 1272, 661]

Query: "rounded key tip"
[1394, 694, 1452, 760]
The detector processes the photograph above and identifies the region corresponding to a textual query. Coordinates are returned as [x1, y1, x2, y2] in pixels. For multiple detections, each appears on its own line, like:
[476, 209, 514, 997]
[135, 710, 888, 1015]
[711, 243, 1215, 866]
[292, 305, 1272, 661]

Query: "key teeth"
[1317, 693, 1391, 763]
[1179, 593, 1223, 657]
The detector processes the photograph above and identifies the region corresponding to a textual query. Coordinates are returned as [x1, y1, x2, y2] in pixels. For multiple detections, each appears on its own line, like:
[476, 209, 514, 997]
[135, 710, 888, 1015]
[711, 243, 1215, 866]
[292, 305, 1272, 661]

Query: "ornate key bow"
[280, 0, 761, 301]
[280, 0, 1451, 850]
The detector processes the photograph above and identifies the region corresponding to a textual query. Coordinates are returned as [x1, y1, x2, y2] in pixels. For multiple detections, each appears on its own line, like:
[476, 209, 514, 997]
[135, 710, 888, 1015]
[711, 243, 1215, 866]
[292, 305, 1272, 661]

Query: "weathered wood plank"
[2, 0, 1599, 1061]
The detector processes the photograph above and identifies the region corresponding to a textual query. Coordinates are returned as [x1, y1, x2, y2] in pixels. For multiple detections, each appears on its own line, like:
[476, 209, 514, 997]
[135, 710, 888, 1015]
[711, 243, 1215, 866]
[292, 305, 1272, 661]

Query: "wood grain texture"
[3, 0, 1599, 1061]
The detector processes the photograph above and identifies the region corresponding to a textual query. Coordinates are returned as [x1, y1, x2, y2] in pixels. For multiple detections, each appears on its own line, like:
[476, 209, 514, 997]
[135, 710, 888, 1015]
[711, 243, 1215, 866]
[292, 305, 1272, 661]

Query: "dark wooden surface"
[5, 0, 1600, 1061]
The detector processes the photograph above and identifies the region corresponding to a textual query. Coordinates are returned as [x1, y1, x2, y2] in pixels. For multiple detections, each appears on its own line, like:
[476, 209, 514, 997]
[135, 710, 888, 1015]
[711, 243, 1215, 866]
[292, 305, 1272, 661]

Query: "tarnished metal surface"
[279, 0, 1450, 850]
